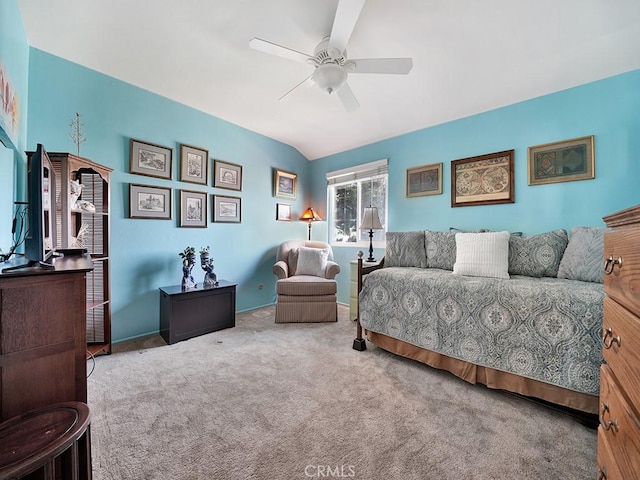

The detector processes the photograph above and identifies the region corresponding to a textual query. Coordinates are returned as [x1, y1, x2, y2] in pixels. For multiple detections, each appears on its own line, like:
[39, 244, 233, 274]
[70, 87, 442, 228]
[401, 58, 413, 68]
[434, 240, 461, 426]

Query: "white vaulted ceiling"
[17, 0, 640, 160]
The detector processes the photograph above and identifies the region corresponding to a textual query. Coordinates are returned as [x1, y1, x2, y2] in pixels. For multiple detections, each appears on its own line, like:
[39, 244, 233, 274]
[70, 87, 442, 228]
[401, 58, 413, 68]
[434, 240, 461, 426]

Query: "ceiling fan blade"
[337, 82, 360, 112]
[327, 0, 366, 59]
[349, 58, 414, 74]
[249, 37, 312, 64]
[278, 74, 315, 102]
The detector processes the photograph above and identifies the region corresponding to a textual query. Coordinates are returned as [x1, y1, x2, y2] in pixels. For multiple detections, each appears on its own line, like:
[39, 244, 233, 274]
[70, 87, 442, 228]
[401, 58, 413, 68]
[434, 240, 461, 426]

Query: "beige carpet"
[87, 305, 596, 479]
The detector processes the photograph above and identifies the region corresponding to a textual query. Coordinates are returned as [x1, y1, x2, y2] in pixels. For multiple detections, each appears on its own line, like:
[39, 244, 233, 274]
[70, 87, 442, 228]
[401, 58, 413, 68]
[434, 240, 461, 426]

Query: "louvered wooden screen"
[52, 161, 64, 248]
[86, 260, 105, 342]
[78, 172, 105, 256]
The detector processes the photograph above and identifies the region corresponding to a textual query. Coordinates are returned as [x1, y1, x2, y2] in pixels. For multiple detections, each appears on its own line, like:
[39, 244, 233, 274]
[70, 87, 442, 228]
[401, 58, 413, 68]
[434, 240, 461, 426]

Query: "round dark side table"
[0, 401, 91, 480]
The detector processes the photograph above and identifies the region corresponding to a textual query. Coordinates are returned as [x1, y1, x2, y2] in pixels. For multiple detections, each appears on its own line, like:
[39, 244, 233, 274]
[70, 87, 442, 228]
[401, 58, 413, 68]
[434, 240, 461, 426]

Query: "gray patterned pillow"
[557, 226, 606, 283]
[425, 231, 457, 270]
[385, 231, 427, 267]
[508, 229, 568, 277]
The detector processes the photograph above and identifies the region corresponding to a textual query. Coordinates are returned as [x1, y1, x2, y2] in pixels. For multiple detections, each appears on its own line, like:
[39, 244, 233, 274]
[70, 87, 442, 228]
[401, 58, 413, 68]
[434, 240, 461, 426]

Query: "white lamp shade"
[359, 207, 383, 230]
[312, 64, 347, 94]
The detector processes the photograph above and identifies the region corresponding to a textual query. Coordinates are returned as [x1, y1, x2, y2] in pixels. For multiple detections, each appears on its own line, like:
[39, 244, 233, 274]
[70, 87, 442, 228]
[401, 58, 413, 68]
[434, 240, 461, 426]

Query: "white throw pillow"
[295, 246, 328, 276]
[453, 231, 510, 279]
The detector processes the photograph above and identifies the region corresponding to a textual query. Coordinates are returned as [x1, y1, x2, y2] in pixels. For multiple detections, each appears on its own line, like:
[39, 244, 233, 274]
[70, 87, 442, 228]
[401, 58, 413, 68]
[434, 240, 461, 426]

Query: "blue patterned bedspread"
[359, 267, 604, 395]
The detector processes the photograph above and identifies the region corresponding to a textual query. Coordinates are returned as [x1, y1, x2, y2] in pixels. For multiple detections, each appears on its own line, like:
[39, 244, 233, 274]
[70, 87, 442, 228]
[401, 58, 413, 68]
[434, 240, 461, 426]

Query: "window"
[326, 159, 388, 246]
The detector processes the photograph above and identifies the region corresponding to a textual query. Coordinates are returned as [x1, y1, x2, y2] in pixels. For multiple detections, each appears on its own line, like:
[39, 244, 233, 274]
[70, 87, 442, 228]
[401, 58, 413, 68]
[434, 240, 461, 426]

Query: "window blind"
[326, 158, 388, 186]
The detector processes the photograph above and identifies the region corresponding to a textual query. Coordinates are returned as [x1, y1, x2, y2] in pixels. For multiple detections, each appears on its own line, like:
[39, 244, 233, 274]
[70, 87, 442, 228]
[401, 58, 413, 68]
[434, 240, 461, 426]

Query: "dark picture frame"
[273, 168, 297, 199]
[129, 183, 172, 219]
[528, 135, 595, 185]
[179, 189, 207, 227]
[213, 195, 241, 223]
[276, 203, 292, 221]
[130, 139, 172, 180]
[180, 144, 208, 185]
[451, 150, 515, 207]
[406, 162, 443, 197]
[213, 160, 243, 191]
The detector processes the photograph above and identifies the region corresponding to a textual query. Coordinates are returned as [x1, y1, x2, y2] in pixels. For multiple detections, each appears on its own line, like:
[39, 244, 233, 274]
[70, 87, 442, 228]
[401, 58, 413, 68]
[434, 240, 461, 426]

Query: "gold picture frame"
[528, 136, 595, 185]
[273, 168, 297, 199]
[276, 203, 292, 221]
[406, 163, 443, 197]
[451, 150, 515, 207]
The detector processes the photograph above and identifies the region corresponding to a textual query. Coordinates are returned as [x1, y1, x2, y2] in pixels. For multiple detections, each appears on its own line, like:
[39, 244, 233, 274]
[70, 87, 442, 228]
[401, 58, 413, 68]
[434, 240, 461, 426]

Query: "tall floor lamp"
[359, 206, 383, 262]
[300, 207, 321, 240]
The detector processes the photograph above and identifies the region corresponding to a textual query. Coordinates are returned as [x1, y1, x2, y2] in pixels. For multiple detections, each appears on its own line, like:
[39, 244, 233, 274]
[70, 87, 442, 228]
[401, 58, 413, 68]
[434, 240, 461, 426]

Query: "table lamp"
[359, 206, 383, 262]
[300, 207, 321, 240]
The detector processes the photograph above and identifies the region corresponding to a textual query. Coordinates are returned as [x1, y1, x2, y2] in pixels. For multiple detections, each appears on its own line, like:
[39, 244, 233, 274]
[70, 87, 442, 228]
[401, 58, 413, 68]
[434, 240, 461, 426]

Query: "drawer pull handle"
[598, 467, 607, 480]
[603, 256, 623, 275]
[600, 403, 619, 432]
[602, 327, 621, 349]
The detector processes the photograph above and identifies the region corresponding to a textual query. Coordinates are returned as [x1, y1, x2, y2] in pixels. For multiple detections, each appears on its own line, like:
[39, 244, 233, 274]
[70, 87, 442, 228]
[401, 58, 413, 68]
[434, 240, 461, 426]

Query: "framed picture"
[273, 168, 297, 199]
[129, 184, 172, 219]
[179, 189, 207, 227]
[276, 203, 292, 221]
[406, 163, 443, 197]
[213, 160, 243, 191]
[130, 139, 172, 180]
[180, 144, 208, 185]
[528, 135, 595, 185]
[213, 195, 241, 223]
[451, 150, 515, 207]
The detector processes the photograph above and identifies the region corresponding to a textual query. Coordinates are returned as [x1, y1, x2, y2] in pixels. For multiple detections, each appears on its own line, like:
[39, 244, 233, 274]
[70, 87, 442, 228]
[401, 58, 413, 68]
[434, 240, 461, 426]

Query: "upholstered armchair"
[273, 240, 340, 323]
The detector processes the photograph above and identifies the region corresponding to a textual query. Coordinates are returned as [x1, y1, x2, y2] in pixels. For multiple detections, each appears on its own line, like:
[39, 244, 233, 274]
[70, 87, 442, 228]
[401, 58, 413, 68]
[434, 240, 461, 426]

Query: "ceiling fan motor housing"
[310, 37, 348, 94]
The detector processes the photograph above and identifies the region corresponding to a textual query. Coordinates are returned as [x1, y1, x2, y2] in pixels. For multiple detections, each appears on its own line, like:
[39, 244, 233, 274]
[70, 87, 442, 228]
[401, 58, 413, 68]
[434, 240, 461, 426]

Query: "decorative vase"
[200, 247, 218, 287]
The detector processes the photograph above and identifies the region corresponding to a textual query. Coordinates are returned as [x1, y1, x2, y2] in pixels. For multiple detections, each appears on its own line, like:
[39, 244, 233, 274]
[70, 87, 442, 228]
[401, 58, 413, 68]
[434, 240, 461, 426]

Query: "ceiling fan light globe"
[313, 64, 347, 95]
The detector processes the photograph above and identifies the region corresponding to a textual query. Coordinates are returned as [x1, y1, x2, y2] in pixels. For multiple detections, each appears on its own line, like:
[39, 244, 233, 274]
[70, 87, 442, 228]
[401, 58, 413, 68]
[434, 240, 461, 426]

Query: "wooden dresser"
[0, 254, 92, 421]
[598, 205, 640, 479]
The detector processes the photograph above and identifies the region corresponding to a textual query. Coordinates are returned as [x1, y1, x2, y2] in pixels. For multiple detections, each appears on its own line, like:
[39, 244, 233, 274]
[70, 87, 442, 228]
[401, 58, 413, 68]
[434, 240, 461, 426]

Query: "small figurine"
[200, 246, 218, 287]
[179, 246, 196, 290]
[69, 179, 96, 213]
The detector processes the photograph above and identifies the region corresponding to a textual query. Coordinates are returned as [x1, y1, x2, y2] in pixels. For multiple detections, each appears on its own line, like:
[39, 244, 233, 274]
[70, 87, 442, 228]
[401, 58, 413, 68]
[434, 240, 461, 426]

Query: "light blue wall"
[310, 69, 640, 304]
[0, 0, 29, 253]
[7, 0, 640, 340]
[26, 49, 312, 342]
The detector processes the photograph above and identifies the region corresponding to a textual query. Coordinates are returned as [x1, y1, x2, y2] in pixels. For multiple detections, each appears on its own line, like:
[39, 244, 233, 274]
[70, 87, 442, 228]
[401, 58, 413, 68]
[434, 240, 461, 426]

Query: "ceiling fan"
[249, 0, 413, 112]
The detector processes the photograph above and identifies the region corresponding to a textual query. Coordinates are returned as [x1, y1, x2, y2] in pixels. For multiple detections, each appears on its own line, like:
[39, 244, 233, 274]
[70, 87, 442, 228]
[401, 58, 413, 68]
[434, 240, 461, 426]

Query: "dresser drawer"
[597, 429, 623, 480]
[603, 297, 640, 402]
[604, 226, 640, 314]
[599, 365, 640, 479]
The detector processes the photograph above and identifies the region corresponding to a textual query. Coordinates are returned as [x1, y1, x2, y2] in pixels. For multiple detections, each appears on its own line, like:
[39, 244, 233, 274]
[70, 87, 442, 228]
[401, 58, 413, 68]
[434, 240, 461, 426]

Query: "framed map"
[451, 150, 515, 207]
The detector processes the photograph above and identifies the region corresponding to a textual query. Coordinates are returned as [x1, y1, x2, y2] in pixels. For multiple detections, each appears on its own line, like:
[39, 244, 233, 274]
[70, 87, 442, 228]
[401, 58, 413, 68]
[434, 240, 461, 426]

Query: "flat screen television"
[2, 144, 58, 272]
[25, 143, 58, 267]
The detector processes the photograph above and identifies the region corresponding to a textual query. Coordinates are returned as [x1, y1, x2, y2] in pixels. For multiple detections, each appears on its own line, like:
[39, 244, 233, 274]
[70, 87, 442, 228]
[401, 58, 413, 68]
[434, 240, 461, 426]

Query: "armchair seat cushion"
[276, 277, 337, 296]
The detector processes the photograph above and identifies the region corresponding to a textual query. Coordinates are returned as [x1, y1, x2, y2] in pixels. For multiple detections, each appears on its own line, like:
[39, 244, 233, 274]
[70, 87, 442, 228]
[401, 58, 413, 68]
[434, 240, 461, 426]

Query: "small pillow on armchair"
[294, 246, 329, 276]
